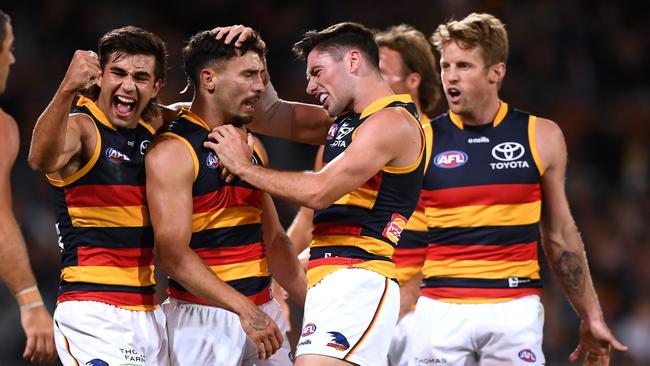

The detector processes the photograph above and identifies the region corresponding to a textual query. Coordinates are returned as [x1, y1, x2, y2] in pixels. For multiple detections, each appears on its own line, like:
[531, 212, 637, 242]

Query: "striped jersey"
[50, 96, 156, 311]
[159, 109, 272, 305]
[308, 94, 426, 287]
[391, 115, 433, 285]
[421, 102, 543, 303]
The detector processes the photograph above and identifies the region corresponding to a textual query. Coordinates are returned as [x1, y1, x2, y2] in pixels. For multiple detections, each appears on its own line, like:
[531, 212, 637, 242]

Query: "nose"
[9, 51, 15, 65]
[121, 76, 136, 91]
[445, 66, 459, 84]
[306, 78, 317, 95]
[252, 74, 264, 93]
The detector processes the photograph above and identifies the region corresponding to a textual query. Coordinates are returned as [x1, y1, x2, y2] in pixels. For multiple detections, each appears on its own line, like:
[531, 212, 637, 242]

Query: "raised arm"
[535, 117, 627, 364]
[28, 50, 99, 174]
[0, 110, 56, 364]
[146, 137, 283, 360]
[206, 107, 422, 210]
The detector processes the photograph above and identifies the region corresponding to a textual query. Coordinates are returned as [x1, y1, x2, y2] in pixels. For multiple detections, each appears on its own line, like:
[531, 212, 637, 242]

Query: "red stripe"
[392, 247, 427, 267]
[421, 184, 541, 208]
[307, 257, 366, 269]
[169, 286, 272, 306]
[312, 222, 363, 236]
[426, 242, 538, 262]
[65, 185, 145, 207]
[360, 171, 383, 191]
[193, 186, 263, 213]
[77, 246, 154, 266]
[421, 287, 541, 300]
[57, 291, 156, 306]
[195, 243, 265, 266]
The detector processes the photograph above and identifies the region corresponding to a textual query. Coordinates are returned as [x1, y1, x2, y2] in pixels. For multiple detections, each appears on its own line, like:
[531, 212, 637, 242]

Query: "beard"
[230, 115, 253, 127]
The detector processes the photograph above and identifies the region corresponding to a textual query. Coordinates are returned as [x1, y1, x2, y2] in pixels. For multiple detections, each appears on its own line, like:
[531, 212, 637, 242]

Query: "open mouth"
[317, 93, 329, 105]
[113, 95, 137, 118]
[447, 88, 461, 102]
[242, 96, 260, 112]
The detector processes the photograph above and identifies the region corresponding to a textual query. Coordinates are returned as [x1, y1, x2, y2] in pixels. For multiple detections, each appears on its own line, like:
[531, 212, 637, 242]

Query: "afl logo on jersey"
[206, 152, 220, 169]
[492, 142, 525, 161]
[105, 147, 131, 163]
[140, 140, 150, 155]
[517, 349, 537, 363]
[326, 123, 338, 140]
[434, 151, 468, 169]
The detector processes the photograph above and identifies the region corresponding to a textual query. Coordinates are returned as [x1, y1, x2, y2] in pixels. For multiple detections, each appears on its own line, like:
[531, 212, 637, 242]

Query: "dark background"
[0, 1, 648, 365]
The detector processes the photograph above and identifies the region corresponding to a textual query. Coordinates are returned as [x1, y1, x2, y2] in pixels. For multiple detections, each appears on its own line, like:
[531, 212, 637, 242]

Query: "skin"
[439, 39, 627, 365]
[0, 20, 57, 364]
[147, 49, 305, 360]
[28, 51, 161, 176]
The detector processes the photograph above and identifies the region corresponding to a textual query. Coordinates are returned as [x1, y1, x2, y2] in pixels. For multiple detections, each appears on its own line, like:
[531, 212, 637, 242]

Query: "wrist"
[14, 285, 44, 311]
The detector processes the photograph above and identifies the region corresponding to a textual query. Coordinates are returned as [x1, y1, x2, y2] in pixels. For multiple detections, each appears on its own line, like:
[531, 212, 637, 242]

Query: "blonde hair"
[431, 13, 508, 67]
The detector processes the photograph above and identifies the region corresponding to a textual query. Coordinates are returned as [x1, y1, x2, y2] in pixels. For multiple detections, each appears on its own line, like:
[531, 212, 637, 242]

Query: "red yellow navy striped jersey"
[392, 115, 432, 285]
[421, 102, 543, 303]
[50, 96, 157, 311]
[308, 95, 426, 287]
[159, 109, 271, 305]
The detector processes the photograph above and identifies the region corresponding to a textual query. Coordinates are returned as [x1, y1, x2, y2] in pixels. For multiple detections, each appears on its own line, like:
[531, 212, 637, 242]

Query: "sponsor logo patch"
[206, 152, 220, 169]
[382, 213, 408, 243]
[326, 331, 350, 351]
[302, 323, 317, 337]
[105, 147, 131, 163]
[434, 150, 468, 169]
[518, 349, 537, 363]
[492, 142, 525, 161]
[139, 140, 150, 155]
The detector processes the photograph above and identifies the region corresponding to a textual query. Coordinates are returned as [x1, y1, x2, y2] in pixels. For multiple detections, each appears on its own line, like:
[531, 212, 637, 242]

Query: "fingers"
[45, 329, 57, 364]
[608, 336, 628, 352]
[33, 334, 45, 364]
[569, 344, 583, 362]
[23, 333, 36, 361]
[213, 25, 252, 47]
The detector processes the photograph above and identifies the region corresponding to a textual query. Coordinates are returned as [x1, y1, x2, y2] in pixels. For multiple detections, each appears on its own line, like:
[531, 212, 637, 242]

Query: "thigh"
[54, 301, 166, 366]
[242, 299, 293, 366]
[164, 298, 247, 366]
[295, 268, 400, 366]
[479, 296, 545, 366]
[408, 297, 478, 366]
[387, 310, 416, 366]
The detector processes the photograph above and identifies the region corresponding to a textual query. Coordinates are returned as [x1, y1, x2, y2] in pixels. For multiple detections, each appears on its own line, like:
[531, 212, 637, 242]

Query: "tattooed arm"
[536, 118, 626, 365]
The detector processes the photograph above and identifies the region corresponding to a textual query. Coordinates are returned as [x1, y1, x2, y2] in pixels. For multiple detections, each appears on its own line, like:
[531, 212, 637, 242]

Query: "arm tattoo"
[280, 233, 294, 248]
[557, 251, 585, 296]
[249, 312, 270, 331]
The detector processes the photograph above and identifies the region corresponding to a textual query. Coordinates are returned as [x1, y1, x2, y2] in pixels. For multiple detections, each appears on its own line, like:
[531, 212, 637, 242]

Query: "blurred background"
[1, 0, 648, 365]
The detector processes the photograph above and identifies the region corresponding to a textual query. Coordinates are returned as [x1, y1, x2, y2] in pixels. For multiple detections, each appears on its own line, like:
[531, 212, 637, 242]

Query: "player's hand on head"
[212, 25, 266, 49]
[20, 305, 57, 364]
[61, 50, 100, 94]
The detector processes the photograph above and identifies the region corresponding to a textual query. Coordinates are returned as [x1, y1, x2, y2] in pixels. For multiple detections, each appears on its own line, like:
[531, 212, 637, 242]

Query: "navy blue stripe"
[429, 224, 540, 246]
[189, 224, 262, 249]
[422, 277, 541, 289]
[309, 246, 391, 262]
[398, 230, 429, 248]
[169, 276, 271, 297]
[59, 282, 156, 294]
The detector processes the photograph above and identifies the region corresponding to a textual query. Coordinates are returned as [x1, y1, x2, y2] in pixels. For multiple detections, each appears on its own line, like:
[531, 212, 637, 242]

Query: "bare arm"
[536, 117, 627, 364]
[206, 108, 422, 210]
[28, 50, 99, 174]
[146, 137, 282, 359]
[0, 110, 56, 364]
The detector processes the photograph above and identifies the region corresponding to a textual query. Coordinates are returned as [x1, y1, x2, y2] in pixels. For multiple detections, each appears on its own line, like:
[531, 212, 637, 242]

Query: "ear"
[488, 62, 506, 84]
[348, 50, 361, 73]
[200, 68, 217, 92]
[405, 72, 421, 90]
[96, 69, 103, 88]
[151, 79, 162, 99]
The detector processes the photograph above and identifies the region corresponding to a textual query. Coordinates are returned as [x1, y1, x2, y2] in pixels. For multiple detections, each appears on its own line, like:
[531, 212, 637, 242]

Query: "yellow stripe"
[61, 265, 155, 287]
[47, 120, 102, 187]
[192, 206, 261, 232]
[360, 94, 413, 119]
[121, 304, 158, 311]
[138, 120, 156, 135]
[209, 259, 269, 282]
[179, 108, 211, 130]
[422, 118, 433, 173]
[404, 208, 427, 231]
[382, 106, 425, 174]
[159, 132, 199, 181]
[422, 259, 540, 279]
[333, 187, 378, 209]
[76, 96, 116, 130]
[491, 101, 509, 127]
[311, 235, 394, 257]
[307, 260, 395, 287]
[396, 265, 421, 285]
[426, 201, 541, 228]
[68, 206, 150, 227]
[528, 115, 545, 175]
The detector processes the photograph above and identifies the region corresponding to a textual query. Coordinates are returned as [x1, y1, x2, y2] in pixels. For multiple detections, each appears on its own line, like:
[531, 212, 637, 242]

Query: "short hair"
[376, 24, 441, 118]
[431, 13, 508, 67]
[0, 9, 10, 52]
[80, 26, 167, 121]
[182, 29, 266, 89]
[292, 22, 379, 71]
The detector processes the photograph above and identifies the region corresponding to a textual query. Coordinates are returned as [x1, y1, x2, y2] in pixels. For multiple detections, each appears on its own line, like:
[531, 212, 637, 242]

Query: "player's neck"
[459, 97, 501, 127]
[189, 97, 226, 129]
[351, 79, 395, 114]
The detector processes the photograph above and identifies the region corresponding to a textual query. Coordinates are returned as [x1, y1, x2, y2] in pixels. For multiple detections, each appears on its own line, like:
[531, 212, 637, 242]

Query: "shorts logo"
[518, 349, 537, 363]
[139, 140, 150, 155]
[382, 213, 407, 244]
[434, 151, 468, 168]
[105, 147, 131, 164]
[206, 152, 220, 169]
[86, 360, 109, 366]
[326, 123, 338, 140]
[302, 323, 317, 337]
[326, 331, 350, 351]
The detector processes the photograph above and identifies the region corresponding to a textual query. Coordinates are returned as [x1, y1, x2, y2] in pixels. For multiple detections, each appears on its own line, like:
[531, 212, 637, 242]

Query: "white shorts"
[409, 295, 545, 366]
[53, 300, 168, 366]
[387, 309, 416, 366]
[163, 297, 292, 366]
[295, 268, 400, 366]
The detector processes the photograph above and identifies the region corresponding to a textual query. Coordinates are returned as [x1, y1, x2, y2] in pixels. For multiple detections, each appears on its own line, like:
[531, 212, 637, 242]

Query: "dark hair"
[0, 9, 10, 52]
[292, 22, 379, 71]
[375, 24, 441, 118]
[182, 29, 266, 89]
[80, 26, 167, 121]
